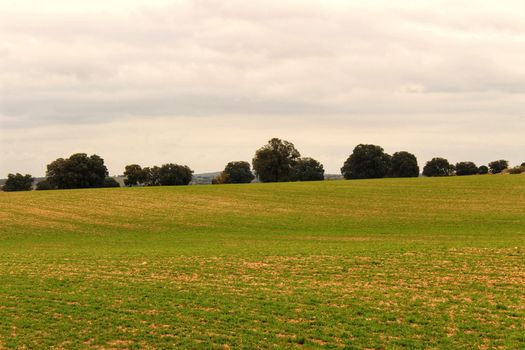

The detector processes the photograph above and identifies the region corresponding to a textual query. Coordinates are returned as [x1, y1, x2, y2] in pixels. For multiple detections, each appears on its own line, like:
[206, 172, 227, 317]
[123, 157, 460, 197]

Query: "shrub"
[46, 153, 108, 189]
[389, 151, 419, 177]
[143, 166, 161, 186]
[478, 165, 489, 175]
[213, 161, 255, 184]
[35, 180, 54, 191]
[2, 173, 34, 192]
[103, 177, 121, 187]
[455, 161, 478, 176]
[508, 166, 525, 175]
[293, 157, 325, 181]
[225, 161, 255, 184]
[252, 138, 300, 182]
[422, 158, 455, 177]
[158, 164, 193, 186]
[341, 144, 391, 179]
[488, 160, 509, 174]
[123, 164, 147, 186]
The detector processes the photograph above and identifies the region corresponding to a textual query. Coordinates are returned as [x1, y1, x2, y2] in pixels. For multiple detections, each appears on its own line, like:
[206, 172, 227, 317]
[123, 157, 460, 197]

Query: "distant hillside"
[1, 175, 524, 348]
[191, 172, 221, 185]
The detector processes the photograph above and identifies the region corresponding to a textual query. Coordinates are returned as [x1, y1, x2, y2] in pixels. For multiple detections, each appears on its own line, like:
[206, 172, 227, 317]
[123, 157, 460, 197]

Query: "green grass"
[0, 175, 524, 349]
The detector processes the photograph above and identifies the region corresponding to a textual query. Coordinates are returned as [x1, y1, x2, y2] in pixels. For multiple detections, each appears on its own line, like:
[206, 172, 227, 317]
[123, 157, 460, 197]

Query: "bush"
[158, 164, 193, 186]
[455, 161, 478, 176]
[143, 166, 161, 186]
[488, 160, 509, 174]
[103, 177, 121, 187]
[123, 164, 147, 186]
[341, 144, 391, 179]
[2, 173, 34, 192]
[422, 158, 455, 177]
[508, 166, 525, 175]
[226, 161, 255, 184]
[213, 161, 255, 184]
[46, 153, 108, 189]
[478, 165, 489, 175]
[35, 180, 54, 191]
[293, 157, 325, 181]
[252, 138, 300, 182]
[389, 151, 419, 177]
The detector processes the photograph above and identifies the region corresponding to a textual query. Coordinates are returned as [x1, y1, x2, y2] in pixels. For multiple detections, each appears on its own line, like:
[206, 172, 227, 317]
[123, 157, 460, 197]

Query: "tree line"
[2, 138, 524, 192]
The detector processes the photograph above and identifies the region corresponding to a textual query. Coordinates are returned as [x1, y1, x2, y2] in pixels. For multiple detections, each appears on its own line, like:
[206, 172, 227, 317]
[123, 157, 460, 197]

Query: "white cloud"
[1, 0, 524, 175]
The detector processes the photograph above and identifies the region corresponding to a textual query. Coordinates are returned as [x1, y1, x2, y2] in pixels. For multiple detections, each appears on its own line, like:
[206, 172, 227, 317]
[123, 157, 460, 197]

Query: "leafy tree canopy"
[214, 161, 254, 184]
[2, 173, 34, 192]
[103, 177, 121, 188]
[488, 160, 509, 174]
[225, 161, 255, 183]
[35, 180, 54, 191]
[508, 166, 525, 174]
[455, 161, 478, 176]
[158, 164, 193, 186]
[478, 165, 489, 175]
[46, 153, 108, 189]
[143, 166, 161, 186]
[123, 164, 147, 186]
[341, 144, 391, 179]
[293, 157, 325, 181]
[252, 138, 301, 182]
[390, 151, 419, 178]
[422, 157, 455, 177]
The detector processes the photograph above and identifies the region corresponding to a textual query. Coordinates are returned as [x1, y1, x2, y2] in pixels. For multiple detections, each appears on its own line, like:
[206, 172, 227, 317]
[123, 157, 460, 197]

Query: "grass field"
[0, 175, 524, 349]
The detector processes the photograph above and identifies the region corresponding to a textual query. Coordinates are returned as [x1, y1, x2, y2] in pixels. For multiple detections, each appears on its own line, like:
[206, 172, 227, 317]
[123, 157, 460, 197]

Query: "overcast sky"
[1, 0, 524, 176]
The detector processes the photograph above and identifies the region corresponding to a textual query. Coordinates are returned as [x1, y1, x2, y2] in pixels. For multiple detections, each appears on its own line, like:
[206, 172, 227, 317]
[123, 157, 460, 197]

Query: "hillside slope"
[0, 176, 524, 348]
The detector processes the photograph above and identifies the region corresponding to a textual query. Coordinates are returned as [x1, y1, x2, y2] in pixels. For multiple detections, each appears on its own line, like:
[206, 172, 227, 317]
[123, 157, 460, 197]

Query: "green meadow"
[0, 175, 524, 349]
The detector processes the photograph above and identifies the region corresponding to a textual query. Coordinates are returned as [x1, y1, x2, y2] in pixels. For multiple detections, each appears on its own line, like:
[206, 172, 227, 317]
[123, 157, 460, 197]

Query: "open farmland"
[0, 176, 524, 349]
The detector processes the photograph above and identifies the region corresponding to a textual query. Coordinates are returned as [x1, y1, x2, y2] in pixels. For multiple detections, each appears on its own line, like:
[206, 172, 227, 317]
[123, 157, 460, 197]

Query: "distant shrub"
[128, 164, 193, 186]
[2, 173, 34, 192]
[46, 153, 108, 189]
[455, 161, 478, 176]
[253, 138, 300, 182]
[422, 158, 454, 177]
[293, 157, 325, 181]
[389, 151, 419, 178]
[478, 165, 489, 175]
[508, 166, 525, 175]
[143, 166, 161, 186]
[103, 177, 121, 187]
[488, 160, 508, 174]
[158, 164, 193, 186]
[35, 180, 54, 191]
[123, 164, 147, 186]
[341, 144, 391, 179]
[213, 161, 254, 184]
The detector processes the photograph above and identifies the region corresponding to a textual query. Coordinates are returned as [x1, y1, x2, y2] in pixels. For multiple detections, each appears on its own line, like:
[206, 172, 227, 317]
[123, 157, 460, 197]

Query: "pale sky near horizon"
[1, 0, 524, 176]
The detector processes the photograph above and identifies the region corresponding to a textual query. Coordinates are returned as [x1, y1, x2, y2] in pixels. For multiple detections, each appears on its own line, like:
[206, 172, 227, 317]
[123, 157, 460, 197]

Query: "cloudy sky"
[1, 0, 524, 176]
